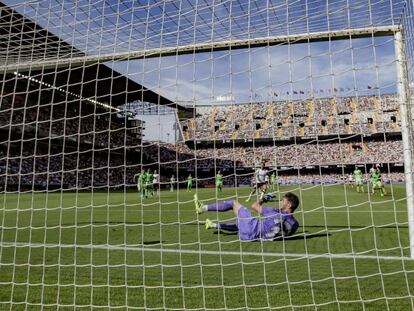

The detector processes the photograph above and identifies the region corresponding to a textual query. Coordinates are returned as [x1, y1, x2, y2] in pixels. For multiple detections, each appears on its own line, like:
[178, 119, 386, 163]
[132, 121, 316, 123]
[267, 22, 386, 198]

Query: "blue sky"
[4, 0, 405, 142]
[108, 36, 397, 106]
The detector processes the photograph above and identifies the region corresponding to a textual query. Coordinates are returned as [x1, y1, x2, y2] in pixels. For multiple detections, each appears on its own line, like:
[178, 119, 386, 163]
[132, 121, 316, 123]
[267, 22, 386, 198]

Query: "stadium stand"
[169, 95, 404, 187]
[181, 95, 400, 141]
[0, 3, 190, 191]
[0, 3, 404, 190]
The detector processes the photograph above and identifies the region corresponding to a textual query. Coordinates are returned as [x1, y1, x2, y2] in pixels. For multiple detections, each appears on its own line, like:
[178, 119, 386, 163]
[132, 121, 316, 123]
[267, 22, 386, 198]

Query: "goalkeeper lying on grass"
[194, 192, 300, 241]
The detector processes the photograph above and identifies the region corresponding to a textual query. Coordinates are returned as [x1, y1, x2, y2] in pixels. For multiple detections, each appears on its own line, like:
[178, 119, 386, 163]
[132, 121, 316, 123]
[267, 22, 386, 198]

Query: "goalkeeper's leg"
[205, 219, 238, 231]
[195, 195, 234, 214]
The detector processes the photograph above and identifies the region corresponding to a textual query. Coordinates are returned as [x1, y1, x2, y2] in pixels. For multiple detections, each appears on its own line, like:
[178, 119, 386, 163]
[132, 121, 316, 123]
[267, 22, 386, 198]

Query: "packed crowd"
[0, 93, 142, 148]
[145, 140, 403, 169]
[0, 90, 406, 189]
[0, 143, 139, 189]
[0, 139, 404, 189]
[212, 173, 405, 186]
[181, 95, 401, 141]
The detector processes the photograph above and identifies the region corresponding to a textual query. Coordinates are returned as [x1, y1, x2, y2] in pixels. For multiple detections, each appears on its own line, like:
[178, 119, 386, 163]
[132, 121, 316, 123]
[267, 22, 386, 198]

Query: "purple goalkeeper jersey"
[237, 206, 299, 241]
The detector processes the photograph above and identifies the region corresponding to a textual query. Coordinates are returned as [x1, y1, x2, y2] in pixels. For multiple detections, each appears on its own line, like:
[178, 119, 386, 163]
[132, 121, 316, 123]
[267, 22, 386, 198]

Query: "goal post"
[394, 29, 414, 259]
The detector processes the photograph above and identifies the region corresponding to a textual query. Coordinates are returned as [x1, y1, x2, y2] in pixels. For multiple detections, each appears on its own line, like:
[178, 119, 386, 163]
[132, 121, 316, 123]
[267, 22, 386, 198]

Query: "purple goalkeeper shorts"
[237, 206, 260, 241]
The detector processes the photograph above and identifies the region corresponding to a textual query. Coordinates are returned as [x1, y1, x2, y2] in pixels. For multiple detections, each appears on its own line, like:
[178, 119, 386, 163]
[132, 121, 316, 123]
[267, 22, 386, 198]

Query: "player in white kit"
[153, 170, 160, 195]
[246, 161, 269, 202]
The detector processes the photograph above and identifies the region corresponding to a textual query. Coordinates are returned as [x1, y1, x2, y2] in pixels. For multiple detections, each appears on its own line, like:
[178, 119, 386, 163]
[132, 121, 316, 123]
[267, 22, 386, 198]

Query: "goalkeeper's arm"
[251, 200, 263, 214]
[251, 189, 280, 214]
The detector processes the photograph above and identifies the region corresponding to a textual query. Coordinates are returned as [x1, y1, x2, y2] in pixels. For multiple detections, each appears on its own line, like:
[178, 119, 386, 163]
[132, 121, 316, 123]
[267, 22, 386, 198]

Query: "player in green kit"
[141, 169, 148, 198]
[370, 166, 387, 196]
[270, 171, 276, 191]
[353, 166, 364, 193]
[147, 170, 154, 197]
[133, 172, 142, 194]
[187, 174, 193, 192]
[216, 170, 223, 192]
[133, 169, 144, 197]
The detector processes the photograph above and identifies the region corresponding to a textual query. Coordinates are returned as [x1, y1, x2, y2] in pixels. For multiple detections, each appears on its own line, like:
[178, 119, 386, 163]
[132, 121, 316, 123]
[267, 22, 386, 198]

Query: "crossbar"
[1, 25, 400, 73]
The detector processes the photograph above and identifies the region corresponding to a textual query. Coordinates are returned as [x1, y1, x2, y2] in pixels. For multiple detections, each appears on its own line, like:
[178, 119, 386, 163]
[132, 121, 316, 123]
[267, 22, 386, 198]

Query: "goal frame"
[4, 24, 413, 258]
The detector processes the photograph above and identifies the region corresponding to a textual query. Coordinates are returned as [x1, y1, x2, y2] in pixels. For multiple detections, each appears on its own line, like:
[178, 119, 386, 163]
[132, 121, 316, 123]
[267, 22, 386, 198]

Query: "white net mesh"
[0, 1, 414, 310]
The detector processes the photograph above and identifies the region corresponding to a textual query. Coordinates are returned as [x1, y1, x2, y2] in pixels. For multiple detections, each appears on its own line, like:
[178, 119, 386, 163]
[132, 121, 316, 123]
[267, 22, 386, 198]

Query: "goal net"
[0, 0, 413, 310]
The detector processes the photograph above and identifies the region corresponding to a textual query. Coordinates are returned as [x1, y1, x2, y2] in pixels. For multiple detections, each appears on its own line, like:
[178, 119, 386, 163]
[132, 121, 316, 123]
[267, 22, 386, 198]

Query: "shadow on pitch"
[275, 232, 331, 240]
[213, 230, 330, 240]
[143, 240, 163, 245]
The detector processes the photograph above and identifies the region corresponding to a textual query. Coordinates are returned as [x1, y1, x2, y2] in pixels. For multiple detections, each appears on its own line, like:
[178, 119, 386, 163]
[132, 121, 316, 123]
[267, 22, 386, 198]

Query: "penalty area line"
[1, 242, 412, 261]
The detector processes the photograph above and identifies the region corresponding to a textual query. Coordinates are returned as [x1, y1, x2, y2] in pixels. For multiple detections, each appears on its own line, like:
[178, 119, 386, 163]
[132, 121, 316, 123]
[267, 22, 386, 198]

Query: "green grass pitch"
[0, 184, 413, 310]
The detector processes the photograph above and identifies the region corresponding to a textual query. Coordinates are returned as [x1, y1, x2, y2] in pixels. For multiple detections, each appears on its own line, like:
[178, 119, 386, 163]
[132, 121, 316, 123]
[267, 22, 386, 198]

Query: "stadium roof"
[0, 2, 193, 117]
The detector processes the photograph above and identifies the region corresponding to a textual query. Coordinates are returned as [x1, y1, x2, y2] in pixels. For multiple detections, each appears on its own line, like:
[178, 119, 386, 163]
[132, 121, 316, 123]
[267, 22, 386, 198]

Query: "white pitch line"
[0, 206, 409, 213]
[0, 242, 412, 262]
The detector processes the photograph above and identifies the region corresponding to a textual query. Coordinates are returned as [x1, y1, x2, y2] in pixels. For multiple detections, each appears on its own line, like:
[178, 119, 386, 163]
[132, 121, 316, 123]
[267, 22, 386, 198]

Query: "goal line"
[1, 241, 411, 262]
